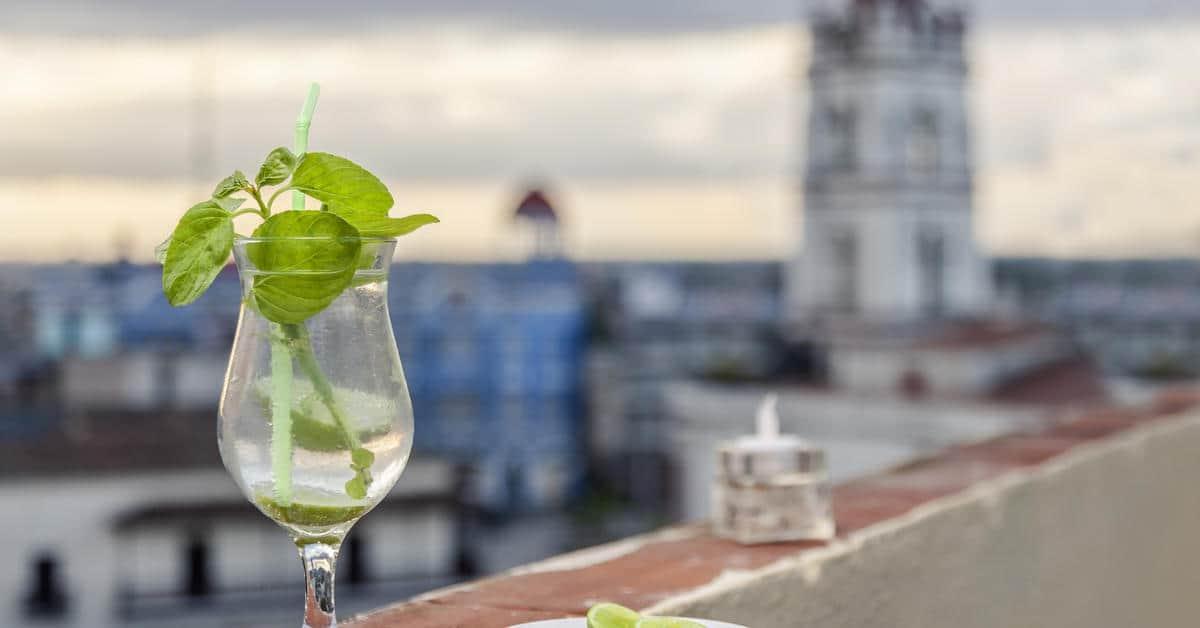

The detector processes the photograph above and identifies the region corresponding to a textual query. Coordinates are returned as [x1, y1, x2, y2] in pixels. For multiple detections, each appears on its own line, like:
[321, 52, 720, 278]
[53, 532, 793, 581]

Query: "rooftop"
[0, 408, 219, 478]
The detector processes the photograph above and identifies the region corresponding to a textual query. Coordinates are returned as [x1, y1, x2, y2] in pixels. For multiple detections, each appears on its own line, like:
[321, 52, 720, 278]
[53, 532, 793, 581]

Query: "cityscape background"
[2, 1, 1199, 627]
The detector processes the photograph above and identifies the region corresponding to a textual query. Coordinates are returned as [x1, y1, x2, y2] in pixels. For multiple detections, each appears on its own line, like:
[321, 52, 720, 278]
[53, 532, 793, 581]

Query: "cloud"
[0, 0, 798, 37]
[7, 1, 1198, 40]
[974, 22, 1200, 257]
[962, 0, 1200, 23]
[0, 27, 796, 182]
[2, 3, 1199, 261]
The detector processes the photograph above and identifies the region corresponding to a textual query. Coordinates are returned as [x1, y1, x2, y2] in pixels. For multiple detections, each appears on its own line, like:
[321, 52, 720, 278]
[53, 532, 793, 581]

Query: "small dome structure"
[513, 189, 558, 223]
[512, 187, 562, 259]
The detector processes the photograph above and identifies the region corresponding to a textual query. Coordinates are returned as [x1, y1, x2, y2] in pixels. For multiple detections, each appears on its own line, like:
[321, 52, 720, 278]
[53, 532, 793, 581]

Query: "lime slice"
[635, 618, 706, 628]
[587, 603, 641, 628]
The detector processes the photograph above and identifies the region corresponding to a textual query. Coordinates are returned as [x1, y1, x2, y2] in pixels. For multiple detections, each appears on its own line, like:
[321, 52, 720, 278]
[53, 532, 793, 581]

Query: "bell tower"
[788, 0, 991, 327]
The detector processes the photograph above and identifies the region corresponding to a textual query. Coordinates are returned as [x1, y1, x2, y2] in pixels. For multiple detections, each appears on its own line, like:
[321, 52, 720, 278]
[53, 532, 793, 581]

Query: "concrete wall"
[649, 412, 1200, 628]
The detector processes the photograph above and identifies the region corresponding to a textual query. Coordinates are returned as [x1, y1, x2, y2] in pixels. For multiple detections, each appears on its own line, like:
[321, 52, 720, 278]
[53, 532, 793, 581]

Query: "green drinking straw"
[269, 330, 294, 506]
[270, 82, 321, 506]
[293, 83, 320, 210]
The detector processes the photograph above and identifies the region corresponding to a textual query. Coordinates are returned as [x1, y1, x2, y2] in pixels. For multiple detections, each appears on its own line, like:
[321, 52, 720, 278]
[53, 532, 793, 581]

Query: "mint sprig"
[159, 150, 438, 317]
[159, 134, 438, 504]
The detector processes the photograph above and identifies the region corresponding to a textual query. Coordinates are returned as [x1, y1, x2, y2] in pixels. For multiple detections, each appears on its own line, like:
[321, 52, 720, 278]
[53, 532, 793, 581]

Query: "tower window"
[183, 535, 212, 598]
[24, 552, 68, 618]
[831, 230, 858, 313]
[909, 108, 940, 174]
[918, 229, 946, 315]
[826, 107, 857, 171]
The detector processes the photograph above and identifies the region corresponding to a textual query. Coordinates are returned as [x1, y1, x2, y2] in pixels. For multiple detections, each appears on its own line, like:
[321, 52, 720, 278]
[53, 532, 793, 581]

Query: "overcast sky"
[1, 1, 1198, 261]
[3, 0, 1198, 36]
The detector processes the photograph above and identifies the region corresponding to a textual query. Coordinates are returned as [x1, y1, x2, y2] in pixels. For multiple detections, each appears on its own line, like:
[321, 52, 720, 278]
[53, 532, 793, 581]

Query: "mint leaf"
[161, 200, 234, 306]
[213, 171, 249, 199]
[335, 212, 439, 237]
[255, 147, 297, 187]
[214, 196, 246, 213]
[290, 152, 393, 215]
[351, 447, 374, 469]
[344, 476, 367, 500]
[247, 211, 362, 324]
[291, 407, 349, 452]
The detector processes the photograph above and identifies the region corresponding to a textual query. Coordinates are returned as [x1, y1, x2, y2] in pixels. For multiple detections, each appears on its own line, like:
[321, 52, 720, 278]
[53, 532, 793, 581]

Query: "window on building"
[506, 464, 525, 511]
[437, 396, 481, 448]
[918, 229, 946, 316]
[182, 535, 211, 598]
[440, 337, 477, 380]
[24, 552, 68, 618]
[909, 108, 940, 174]
[831, 230, 858, 313]
[826, 106, 857, 171]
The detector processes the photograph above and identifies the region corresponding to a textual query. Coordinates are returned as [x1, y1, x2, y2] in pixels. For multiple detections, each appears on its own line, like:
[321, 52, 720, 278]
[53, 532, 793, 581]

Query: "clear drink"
[218, 237, 413, 625]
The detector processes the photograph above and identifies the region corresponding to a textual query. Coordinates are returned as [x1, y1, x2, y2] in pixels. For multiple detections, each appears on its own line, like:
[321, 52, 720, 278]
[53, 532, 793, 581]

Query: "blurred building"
[583, 262, 784, 504]
[790, 0, 990, 325]
[995, 258, 1200, 382]
[0, 408, 460, 628]
[391, 189, 588, 513]
[656, 0, 1109, 520]
[788, 0, 1044, 394]
[0, 262, 462, 628]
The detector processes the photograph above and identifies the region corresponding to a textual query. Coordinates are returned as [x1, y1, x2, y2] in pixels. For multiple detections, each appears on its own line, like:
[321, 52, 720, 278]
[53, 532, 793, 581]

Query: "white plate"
[510, 619, 745, 628]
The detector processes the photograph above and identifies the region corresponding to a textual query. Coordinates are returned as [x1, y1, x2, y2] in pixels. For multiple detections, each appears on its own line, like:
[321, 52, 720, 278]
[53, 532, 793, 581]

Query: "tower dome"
[512, 187, 562, 259]
[513, 189, 558, 223]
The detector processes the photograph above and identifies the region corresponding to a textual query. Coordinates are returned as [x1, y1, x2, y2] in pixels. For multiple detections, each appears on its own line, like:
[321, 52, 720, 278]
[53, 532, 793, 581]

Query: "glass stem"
[300, 542, 340, 628]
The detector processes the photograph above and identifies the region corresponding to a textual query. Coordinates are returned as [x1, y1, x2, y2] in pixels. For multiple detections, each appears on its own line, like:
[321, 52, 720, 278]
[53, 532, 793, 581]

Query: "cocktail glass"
[219, 236, 413, 627]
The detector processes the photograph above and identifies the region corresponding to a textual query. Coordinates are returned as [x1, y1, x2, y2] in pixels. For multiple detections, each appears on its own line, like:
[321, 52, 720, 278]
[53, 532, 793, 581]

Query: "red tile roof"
[514, 189, 558, 222]
[915, 320, 1050, 350]
[988, 358, 1109, 407]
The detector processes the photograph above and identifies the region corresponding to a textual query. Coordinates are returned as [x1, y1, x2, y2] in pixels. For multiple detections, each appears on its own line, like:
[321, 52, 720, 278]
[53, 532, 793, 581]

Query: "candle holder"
[712, 395, 834, 544]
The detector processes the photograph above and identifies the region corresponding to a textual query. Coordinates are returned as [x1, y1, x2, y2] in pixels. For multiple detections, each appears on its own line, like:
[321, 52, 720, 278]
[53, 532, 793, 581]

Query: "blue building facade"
[388, 260, 586, 512]
[6, 189, 589, 513]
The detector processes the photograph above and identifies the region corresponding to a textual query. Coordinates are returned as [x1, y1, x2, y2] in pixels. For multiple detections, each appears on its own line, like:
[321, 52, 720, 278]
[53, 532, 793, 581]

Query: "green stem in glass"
[278, 321, 371, 499]
[281, 323, 362, 450]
